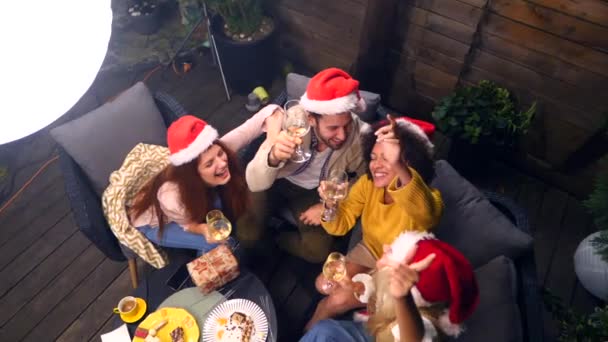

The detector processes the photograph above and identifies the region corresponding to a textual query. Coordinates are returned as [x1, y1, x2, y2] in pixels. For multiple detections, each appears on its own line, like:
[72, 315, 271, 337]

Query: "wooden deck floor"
[0, 55, 601, 341]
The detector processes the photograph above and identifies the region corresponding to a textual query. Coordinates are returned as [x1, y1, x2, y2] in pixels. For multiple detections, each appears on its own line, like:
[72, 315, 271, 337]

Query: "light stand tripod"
[166, 2, 231, 101]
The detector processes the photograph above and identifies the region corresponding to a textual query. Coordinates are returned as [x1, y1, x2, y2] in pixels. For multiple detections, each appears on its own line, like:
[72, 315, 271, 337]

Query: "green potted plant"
[574, 172, 608, 301]
[431, 80, 536, 175]
[543, 289, 608, 341]
[207, 0, 277, 94]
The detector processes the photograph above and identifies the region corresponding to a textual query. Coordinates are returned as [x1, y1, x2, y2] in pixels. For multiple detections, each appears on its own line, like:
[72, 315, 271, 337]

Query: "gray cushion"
[431, 160, 533, 268]
[453, 256, 522, 342]
[285, 73, 381, 123]
[51, 82, 167, 195]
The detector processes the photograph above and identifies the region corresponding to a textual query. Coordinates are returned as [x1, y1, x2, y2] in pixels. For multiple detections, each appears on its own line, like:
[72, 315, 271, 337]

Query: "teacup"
[113, 296, 138, 318]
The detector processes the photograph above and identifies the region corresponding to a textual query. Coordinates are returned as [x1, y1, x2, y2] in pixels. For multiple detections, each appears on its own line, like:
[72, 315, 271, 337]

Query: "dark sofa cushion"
[285, 73, 381, 123]
[431, 160, 533, 268]
[453, 256, 523, 342]
[50, 82, 167, 195]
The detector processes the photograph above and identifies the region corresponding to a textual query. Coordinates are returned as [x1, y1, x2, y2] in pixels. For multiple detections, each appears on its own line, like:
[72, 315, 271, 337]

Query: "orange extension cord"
[0, 62, 182, 216]
[0, 155, 59, 215]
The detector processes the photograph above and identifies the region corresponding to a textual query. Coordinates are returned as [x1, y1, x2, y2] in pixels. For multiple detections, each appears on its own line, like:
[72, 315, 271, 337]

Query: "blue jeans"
[299, 320, 372, 342]
[138, 221, 235, 256]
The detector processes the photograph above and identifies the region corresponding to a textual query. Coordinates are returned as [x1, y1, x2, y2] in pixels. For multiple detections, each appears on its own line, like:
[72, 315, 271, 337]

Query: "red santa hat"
[389, 231, 479, 337]
[300, 68, 367, 115]
[167, 115, 219, 166]
[394, 117, 435, 155]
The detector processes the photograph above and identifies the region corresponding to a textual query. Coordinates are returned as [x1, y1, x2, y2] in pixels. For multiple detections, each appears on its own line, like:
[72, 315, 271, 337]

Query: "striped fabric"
[102, 143, 170, 269]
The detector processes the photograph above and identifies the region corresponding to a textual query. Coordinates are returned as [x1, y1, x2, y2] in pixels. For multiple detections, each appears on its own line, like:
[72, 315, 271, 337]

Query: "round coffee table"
[133, 269, 277, 342]
[124, 267, 278, 342]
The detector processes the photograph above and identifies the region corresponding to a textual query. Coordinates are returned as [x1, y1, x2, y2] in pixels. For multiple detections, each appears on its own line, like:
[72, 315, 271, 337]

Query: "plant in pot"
[128, 0, 162, 35]
[574, 171, 608, 301]
[206, 0, 277, 94]
[431, 80, 536, 176]
[543, 288, 608, 341]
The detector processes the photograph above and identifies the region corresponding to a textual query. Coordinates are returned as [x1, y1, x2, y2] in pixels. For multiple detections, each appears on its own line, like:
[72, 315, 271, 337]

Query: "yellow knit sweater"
[321, 168, 444, 259]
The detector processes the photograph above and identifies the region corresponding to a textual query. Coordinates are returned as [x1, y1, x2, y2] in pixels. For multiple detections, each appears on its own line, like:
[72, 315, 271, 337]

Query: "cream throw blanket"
[102, 143, 170, 268]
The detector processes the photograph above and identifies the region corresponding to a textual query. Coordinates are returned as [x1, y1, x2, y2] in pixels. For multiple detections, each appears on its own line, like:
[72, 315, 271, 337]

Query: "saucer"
[120, 298, 147, 323]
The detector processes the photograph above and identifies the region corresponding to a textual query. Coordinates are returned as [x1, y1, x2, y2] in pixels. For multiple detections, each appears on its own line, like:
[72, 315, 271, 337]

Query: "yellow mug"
[253, 86, 270, 104]
[113, 296, 138, 318]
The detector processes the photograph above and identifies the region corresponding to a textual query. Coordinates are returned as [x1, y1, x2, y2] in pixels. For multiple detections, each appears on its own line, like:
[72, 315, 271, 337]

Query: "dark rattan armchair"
[56, 91, 187, 288]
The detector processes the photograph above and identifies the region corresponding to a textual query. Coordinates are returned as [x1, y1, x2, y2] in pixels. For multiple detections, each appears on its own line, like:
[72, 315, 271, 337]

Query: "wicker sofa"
[51, 83, 190, 288]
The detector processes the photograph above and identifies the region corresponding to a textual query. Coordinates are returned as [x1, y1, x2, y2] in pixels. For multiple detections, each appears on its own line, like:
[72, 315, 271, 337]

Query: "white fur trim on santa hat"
[169, 125, 219, 166]
[395, 119, 434, 155]
[389, 231, 435, 263]
[411, 286, 434, 308]
[300, 92, 366, 115]
[352, 273, 374, 303]
[437, 310, 465, 337]
[391, 316, 438, 342]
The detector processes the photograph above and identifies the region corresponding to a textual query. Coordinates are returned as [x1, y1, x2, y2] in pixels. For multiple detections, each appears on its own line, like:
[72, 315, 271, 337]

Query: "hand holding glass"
[283, 100, 311, 163]
[321, 170, 349, 221]
[205, 210, 232, 241]
[323, 252, 346, 294]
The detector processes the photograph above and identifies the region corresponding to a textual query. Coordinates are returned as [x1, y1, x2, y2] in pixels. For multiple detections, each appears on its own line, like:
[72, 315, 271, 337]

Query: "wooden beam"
[491, 0, 608, 52]
[412, 0, 484, 27]
[22, 258, 126, 342]
[527, 0, 608, 28]
[0, 232, 91, 327]
[0, 214, 77, 298]
[471, 50, 607, 115]
[453, 0, 487, 8]
[0, 246, 105, 341]
[400, 42, 464, 75]
[560, 125, 608, 173]
[397, 24, 470, 61]
[276, 3, 362, 48]
[56, 269, 132, 342]
[279, 33, 353, 72]
[352, 0, 399, 93]
[479, 30, 608, 90]
[484, 14, 608, 77]
[406, 6, 477, 44]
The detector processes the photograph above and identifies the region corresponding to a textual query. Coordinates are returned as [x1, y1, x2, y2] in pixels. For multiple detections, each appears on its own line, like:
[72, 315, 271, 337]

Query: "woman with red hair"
[129, 106, 282, 255]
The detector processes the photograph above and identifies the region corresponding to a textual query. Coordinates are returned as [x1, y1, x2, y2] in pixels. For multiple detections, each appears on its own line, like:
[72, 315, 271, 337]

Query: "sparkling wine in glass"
[321, 170, 349, 221]
[206, 209, 232, 241]
[323, 252, 347, 282]
[283, 100, 311, 163]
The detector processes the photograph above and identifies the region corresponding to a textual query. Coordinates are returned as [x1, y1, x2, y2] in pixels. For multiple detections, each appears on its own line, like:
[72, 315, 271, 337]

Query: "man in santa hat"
[301, 231, 479, 341]
[244, 68, 370, 263]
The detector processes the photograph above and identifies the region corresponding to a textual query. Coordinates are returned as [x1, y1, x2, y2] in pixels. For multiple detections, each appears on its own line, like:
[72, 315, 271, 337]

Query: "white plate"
[203, 298, 268, 342]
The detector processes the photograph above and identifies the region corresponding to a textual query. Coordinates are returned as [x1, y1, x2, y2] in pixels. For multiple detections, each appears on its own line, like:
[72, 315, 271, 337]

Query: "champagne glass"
[322, 252, 347, 282]
[283, 100, 311, 163]
[321, 170, 349, 221]
[205, 209, 232, 241]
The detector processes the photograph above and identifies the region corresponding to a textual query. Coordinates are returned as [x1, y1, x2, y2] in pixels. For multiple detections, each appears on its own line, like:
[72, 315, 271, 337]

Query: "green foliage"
[431, 80, 536, 146]
[207, 0, 264, 36]
[584, 173, 608, 262]
[591, 231, 608, 263]
[543, 288, 608, 342]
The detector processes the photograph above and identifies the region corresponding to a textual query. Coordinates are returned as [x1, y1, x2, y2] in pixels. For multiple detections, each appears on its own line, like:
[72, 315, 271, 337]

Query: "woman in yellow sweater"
[305, 115, 444, 330]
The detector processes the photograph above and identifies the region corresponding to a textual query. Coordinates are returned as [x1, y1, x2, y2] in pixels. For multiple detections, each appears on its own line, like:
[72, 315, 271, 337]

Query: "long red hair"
[130, 140, 249, 237]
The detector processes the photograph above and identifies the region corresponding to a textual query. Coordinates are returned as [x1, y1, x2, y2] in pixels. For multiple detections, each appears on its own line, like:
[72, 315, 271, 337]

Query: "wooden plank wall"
[385, 0, 608, 168]
[273, 0, 368, 73]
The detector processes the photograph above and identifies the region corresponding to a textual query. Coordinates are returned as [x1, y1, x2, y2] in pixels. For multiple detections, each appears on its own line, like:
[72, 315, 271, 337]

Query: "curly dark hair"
[362, 120, 435, 183]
